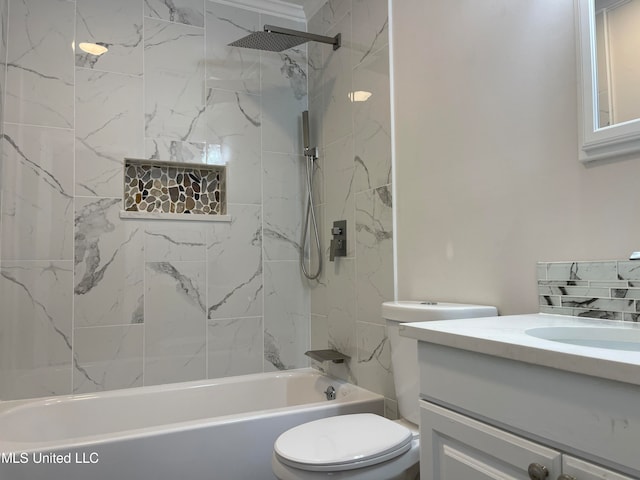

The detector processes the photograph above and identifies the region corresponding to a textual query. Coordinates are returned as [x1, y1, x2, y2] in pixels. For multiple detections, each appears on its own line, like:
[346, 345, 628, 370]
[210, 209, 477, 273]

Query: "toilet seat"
[274, 414, 413, 472]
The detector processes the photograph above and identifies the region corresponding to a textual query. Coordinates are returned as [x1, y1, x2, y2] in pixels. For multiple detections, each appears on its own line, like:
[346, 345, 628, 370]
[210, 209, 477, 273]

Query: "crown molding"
[208, 0, 307, 22]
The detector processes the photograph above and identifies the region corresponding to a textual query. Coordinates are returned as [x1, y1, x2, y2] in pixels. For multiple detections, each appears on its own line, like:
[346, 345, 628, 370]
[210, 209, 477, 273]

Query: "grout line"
[141, 0, 147, 388]
[203, 0, 209, 381]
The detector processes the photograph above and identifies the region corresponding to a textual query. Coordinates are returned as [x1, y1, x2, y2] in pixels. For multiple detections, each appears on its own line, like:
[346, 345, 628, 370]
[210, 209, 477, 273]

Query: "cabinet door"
[562, 455, 636, 480]
[420, 400, 562, 480]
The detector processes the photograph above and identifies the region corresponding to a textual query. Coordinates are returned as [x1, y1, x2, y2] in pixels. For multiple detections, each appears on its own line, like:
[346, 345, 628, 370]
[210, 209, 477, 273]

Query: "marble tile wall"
[0, 0, 310, 400]
[538, 261, 640, 321]
[307, 0, 396, 416]
[0, 0, 7, 268]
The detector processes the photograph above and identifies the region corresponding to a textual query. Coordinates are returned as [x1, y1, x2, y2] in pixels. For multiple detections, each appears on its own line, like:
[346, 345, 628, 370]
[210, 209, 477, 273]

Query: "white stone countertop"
[400, 313, 640, 386]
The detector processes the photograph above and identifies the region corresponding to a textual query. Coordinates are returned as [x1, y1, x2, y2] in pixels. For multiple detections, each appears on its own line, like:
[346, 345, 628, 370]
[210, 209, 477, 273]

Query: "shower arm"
[263, 25, 341, 51]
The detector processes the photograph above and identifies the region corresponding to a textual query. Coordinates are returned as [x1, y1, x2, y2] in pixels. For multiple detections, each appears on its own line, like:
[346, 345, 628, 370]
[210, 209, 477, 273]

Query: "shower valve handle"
[329, 220, 347, 262]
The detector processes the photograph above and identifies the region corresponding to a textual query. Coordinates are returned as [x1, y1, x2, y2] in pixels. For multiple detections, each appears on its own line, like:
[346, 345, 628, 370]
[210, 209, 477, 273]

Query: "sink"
[526, 326, 640, 351]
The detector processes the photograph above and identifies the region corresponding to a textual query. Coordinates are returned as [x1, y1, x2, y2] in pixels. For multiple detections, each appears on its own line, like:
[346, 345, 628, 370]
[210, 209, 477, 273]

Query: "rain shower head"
[228, 25, 341, 52]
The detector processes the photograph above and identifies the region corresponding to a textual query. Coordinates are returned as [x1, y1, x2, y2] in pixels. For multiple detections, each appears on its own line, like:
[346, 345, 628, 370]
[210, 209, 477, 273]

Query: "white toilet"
[272, 301, 498, 480]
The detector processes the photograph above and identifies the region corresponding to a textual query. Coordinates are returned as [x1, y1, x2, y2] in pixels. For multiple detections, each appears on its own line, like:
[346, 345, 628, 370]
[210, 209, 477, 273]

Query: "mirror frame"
[576, 0, 640, 162]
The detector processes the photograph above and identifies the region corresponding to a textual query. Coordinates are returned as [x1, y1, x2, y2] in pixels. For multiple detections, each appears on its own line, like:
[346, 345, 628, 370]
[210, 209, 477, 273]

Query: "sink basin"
[526, 326, 640, 351]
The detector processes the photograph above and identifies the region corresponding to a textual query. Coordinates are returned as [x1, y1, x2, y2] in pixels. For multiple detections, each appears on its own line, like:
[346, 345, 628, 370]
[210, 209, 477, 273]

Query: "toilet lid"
[274, 414, 413, 472]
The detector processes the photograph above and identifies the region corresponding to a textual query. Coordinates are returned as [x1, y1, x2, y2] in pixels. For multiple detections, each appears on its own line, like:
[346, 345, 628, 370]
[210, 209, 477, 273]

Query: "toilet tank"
[382, 301, 497, 425]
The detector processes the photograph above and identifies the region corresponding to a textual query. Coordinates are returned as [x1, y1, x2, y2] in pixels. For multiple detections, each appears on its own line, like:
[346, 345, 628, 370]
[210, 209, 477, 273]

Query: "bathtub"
[0, 368, 383, 480]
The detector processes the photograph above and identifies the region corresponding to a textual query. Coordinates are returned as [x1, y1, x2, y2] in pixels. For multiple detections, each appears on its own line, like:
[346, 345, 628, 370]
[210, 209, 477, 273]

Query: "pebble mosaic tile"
[124, 159, 226, 215]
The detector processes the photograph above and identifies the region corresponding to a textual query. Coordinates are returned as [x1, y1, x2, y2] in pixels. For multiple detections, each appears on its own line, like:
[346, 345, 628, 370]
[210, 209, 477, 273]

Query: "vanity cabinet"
[407, 339, 640, 480]
[420, 400, 635, 480]
[562, 456, 635, 480]
[420, 400, 561, 479]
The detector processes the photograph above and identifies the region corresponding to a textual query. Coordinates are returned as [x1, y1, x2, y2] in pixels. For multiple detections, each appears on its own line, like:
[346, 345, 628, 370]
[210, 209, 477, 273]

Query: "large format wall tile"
[325, 257, 356, 361]
[207, 204, 263, 320]
[355, 321, 394, 399]
[261, 16, 308, 155]
[74, 198, 144, 327]
[307, 0, 395, 408]
[205, 2, 260, 95]
[206, 90, 261, 204]
[75, 70, 144, 197]
[311, 314, 329, 350]
[351, 0, 388, 67]
[307, 10, 326, 101]
[144, 18, 205, 142]
[0, 0, 6, 169]
[0, 261, 73, 399]
[1, 124, 74, 261]
[353, 46, 391, 192]
[264, 261, 310, 371]
[208, 316, 263, 378]
[324, 135, 355, 257]
[5, 0, 74, 128]
[321, 0, 352, 34]
[321, 12, 352, 145]
[145, 138, 207, 163]
[145, 221, 206, 262]
[75, 0, 144, 75]
[145, 0, 205, 27]
[73, 324, 144, 393]
[145, 261, 206, 385]
[309, 204, 327, 315]
[355, 186, 393, 325]
[0, 0, 314, 400]
[263, 152, 305, 261]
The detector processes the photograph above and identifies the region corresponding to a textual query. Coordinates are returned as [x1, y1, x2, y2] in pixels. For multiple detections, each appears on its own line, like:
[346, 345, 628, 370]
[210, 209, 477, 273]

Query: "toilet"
[272, 301, 498, 480]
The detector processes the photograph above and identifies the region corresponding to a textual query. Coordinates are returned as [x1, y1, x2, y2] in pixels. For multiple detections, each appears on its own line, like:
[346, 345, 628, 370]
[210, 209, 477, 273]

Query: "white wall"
[392, 0, 640, 315]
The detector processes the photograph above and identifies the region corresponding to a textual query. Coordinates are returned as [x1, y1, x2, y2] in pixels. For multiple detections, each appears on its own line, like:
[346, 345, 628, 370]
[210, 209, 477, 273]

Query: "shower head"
[228, 25, 341, 52]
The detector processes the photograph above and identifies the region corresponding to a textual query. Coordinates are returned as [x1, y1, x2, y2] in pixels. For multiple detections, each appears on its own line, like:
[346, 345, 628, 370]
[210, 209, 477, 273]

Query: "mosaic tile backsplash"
[124, 159, 226, 215]
[537, 261, 640, 321]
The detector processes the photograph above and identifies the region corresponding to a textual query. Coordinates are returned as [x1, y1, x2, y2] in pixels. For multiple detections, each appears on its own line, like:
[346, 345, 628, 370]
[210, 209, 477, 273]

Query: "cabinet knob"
[557, 475, 577, 480]
[528, 463, 549, 480]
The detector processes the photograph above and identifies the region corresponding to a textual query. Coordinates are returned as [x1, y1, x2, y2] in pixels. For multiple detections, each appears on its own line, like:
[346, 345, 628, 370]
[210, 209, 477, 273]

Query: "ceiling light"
[78, 42, 108, 56]
[348, 91, 372, 102]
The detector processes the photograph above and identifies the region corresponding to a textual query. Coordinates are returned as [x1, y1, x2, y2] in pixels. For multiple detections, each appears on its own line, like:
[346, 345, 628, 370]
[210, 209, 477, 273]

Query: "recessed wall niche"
[123, 158, 226, 217]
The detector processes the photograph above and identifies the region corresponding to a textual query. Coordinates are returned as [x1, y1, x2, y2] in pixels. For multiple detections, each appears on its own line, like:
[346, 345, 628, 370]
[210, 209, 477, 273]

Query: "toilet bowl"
[272, 301, 498, 480]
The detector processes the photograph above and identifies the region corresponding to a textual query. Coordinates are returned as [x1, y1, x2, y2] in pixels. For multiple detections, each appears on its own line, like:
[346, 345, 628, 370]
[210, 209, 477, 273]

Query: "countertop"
[400, 313, 640, 386]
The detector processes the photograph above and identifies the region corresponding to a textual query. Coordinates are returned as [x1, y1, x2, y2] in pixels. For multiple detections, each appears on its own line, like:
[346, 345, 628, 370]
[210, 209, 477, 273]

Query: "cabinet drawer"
[420, 400, 561, 480]
[563, 455, 636, 480]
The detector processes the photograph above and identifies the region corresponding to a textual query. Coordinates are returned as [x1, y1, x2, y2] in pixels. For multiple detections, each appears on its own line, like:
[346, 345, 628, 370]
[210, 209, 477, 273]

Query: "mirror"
[576, 0, 640, 162]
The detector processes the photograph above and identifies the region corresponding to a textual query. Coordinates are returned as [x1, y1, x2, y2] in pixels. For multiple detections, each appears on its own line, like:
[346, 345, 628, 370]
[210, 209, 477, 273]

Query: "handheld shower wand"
[301, 111, 322, 280]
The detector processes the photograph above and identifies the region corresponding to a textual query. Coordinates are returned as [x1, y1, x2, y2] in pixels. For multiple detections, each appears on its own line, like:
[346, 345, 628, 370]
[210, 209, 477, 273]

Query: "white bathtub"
[0, 368, 383, 480]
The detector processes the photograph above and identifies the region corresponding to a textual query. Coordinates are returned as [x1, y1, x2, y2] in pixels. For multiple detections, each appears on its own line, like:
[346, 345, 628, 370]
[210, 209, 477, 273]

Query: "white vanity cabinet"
[420, 401, 561, 480]
[399, 315, 640, 480]
[420, 400, 635, 480]
[561, 456, 636, 480]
